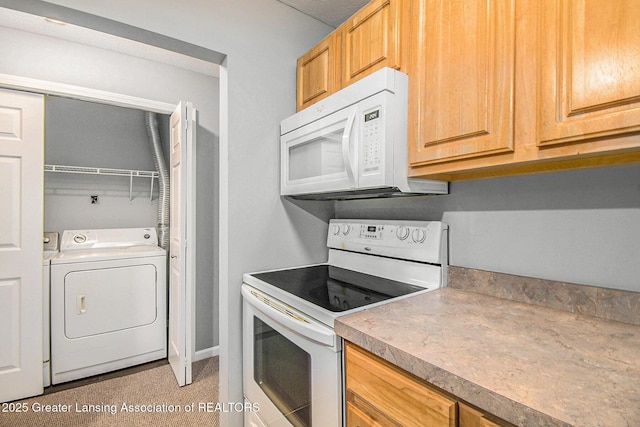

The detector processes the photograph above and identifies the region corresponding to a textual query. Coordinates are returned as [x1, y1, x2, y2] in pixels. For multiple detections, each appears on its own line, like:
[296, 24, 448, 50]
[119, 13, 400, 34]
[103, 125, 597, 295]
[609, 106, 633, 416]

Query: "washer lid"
[52, 245, 166, 264]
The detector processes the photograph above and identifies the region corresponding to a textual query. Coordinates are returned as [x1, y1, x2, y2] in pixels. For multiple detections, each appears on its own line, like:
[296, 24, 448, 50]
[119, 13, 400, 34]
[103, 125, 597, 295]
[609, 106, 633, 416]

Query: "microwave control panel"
[362, 108, 382, 174]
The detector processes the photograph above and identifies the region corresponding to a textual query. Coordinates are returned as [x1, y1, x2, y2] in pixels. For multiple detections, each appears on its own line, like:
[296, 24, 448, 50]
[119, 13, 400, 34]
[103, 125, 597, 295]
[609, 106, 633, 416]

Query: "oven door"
[242, 284, 342, 427]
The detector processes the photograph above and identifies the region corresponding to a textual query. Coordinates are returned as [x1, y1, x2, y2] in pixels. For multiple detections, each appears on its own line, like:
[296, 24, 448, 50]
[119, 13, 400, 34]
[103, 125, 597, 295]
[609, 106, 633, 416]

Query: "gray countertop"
[335, 287, 640, 427]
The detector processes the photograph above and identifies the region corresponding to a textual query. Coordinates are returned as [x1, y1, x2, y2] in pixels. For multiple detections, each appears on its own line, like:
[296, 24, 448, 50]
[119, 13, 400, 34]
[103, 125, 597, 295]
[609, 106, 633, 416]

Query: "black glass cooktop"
[252, 265, 425, 313]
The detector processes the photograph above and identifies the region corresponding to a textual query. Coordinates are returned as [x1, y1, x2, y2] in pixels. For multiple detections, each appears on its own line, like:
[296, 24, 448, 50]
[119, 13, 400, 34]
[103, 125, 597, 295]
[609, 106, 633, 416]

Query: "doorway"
[0, 6, 220, 403]
[0, 83, 196, 403]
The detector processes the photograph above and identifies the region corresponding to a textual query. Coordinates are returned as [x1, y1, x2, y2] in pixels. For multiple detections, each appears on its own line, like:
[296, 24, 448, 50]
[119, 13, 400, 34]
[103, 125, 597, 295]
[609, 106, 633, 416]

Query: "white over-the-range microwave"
[280, 67, 448, 200]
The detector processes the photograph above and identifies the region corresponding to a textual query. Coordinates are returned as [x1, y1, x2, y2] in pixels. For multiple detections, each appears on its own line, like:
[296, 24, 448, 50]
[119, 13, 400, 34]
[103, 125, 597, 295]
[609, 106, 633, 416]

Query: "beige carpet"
[0, 357, 219, 427]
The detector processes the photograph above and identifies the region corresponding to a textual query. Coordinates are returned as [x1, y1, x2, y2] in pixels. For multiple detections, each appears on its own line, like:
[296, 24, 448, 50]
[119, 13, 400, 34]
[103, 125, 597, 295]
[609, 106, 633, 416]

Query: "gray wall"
[0, 18, 219, 353]
[44, 96, 162, 233]
[2, 3, 333, 425]
[336, 164, 640, 293]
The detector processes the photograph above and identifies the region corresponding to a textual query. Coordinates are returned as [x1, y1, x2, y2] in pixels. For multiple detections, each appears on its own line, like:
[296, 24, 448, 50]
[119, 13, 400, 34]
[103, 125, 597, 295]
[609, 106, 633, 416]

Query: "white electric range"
[242, 219, 448, 427]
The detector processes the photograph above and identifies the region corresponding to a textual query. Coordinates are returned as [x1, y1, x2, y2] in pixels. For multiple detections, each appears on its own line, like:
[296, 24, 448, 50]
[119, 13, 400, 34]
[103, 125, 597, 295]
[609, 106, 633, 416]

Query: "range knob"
[396, 226, 410, 240]
[342, 224, 351, 235]
[332, 224, 341, 235]
[412, 228, 427, 243]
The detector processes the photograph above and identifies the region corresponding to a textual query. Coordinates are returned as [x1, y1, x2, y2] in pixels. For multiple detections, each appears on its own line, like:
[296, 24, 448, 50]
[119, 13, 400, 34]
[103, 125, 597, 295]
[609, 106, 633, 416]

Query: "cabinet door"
[538, 0, 640, 147]
[346, 395, 400, 427]
[341, 0, 403, 87]
[459, 403, 505, 427]
[345, 342, 457, 427]
[297, 32, 341, 111]
[408, 0, 516, 166]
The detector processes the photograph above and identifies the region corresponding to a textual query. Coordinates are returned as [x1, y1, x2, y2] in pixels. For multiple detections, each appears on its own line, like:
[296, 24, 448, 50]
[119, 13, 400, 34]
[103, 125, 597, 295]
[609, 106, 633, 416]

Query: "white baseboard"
[194, 346, 219, 361]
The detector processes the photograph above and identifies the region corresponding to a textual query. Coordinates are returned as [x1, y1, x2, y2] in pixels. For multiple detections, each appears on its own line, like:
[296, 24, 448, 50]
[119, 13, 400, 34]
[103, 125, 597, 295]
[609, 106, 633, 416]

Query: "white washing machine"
[43, 232, 59, 388]
[50, 227, 167, 385]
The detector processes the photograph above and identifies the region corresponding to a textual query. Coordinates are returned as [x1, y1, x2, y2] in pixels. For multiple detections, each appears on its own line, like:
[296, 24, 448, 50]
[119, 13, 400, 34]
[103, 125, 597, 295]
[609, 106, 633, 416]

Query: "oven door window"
[254, 317, 311, 427]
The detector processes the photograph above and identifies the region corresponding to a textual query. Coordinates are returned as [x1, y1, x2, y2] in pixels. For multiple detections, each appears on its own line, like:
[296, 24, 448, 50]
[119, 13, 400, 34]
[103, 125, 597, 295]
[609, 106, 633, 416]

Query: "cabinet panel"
[345, 342, 457, 427]
[538, 0, 640, 147]
[459, 403, 504, 427]
[408, 0, 516, 165]
[342, 0, 403, 87]
[346, 394, 401, 427]
[296, 33, 340, 111]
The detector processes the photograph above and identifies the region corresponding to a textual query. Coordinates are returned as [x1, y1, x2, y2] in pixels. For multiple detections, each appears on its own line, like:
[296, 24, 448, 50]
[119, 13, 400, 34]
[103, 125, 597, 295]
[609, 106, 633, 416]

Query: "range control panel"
[60, 228, 158, 251]
[327, 219, 447, 264]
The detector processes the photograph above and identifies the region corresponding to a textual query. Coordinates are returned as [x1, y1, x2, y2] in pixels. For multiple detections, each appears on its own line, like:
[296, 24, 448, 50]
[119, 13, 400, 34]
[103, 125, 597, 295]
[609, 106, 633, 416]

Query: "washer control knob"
[332, 224, 341, 235]
[342, 224, 351, 235]
[412, 228, 427, 243]
[396, 226, 410, 240]
[73, 233, 87, 244]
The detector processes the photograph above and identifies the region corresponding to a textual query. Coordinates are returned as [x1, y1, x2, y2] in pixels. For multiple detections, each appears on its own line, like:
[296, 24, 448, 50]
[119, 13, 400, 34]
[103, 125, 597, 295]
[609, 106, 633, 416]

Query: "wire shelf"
[45, 164, 159, 201]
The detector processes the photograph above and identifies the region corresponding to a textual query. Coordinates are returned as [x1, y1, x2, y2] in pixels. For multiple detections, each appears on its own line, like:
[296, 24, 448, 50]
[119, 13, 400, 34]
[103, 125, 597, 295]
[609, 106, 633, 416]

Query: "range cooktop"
[252, 265, 425, 313]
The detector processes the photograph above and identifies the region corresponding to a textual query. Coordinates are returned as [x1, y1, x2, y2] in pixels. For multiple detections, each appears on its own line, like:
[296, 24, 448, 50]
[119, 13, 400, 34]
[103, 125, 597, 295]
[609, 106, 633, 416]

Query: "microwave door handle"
[342, 107, 357, 188]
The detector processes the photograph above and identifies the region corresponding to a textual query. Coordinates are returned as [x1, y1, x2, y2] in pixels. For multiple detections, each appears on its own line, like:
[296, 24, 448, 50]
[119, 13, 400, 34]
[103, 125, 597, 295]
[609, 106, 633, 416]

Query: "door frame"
[0, 73, 196, 386]
[0, 74, 175, 114]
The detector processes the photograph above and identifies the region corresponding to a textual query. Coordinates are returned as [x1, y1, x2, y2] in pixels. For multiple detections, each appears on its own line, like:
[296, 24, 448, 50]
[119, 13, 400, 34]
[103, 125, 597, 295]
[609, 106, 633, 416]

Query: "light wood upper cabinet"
[407, 0, 516, 166]
[537, 0, 640, 147]
[408, 0, 640, 181]
[296, 0, 640, 179]
[296, 32, 341, 111]
[296, 0, 404, 111]
[341, 0, 404, 87]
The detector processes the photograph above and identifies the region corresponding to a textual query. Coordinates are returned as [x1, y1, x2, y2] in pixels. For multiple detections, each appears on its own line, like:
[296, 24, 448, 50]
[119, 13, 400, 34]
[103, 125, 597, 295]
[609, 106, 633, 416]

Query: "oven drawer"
[345, 341, 457, 427]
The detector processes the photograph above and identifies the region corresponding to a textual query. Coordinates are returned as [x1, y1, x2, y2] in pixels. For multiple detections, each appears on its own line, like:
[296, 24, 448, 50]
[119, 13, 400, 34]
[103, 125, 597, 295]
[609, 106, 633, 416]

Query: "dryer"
[50, 228, 167, 384]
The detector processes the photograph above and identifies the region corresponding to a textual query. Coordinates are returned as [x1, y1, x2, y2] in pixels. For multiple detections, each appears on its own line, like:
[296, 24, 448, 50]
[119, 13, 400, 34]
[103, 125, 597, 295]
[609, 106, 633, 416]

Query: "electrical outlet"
[90, 195, 98, 204]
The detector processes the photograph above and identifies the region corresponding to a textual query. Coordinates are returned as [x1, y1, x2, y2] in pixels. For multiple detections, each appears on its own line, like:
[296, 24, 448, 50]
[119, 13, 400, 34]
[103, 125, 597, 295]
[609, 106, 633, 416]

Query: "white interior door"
[0, 88, 44, 402]
[169, 101, 196, 386]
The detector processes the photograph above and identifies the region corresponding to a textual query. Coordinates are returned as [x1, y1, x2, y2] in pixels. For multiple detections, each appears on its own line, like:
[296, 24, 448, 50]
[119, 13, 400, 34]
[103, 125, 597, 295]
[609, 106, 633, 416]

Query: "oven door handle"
[242, 285, 336, 348]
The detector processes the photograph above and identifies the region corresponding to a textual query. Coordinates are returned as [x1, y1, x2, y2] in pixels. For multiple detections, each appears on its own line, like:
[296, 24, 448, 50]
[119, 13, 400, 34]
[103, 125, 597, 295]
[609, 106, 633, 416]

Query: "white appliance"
[280, 68, 448, 200]
[42, 232, 59, 388]
[50, 228, 167, 385]
[242, 219, 448, 427]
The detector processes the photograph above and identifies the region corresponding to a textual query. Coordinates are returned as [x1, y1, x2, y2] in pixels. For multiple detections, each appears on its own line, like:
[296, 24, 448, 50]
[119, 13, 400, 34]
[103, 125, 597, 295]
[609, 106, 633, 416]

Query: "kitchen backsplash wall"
[336, 163, 640, 293]
[448, 266, 640, 325]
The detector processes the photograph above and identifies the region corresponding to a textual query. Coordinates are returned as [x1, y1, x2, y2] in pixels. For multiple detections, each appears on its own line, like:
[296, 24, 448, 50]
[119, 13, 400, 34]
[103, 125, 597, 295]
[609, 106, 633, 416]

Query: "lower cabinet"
[344, 341, 512, 427]
[458, 404, 503, 427]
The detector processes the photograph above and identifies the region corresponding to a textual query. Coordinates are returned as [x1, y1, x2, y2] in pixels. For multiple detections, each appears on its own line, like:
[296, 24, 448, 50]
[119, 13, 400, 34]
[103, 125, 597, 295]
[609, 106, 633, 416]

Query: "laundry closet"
[45, 96, 170, 233]
[43, 95, 171, 386]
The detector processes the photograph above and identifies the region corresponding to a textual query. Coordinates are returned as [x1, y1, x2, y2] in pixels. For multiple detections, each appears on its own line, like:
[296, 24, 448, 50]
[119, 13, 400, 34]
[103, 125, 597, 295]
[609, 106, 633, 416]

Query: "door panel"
[538, 0, 640, 146]
[0, 88, 44, 402]
[169, 101, 195, 387]
[0, 157, 21, 248]
[297, 33, 341, 111]
[408, 0, 516, 165]
[341, 0, 402, 87]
